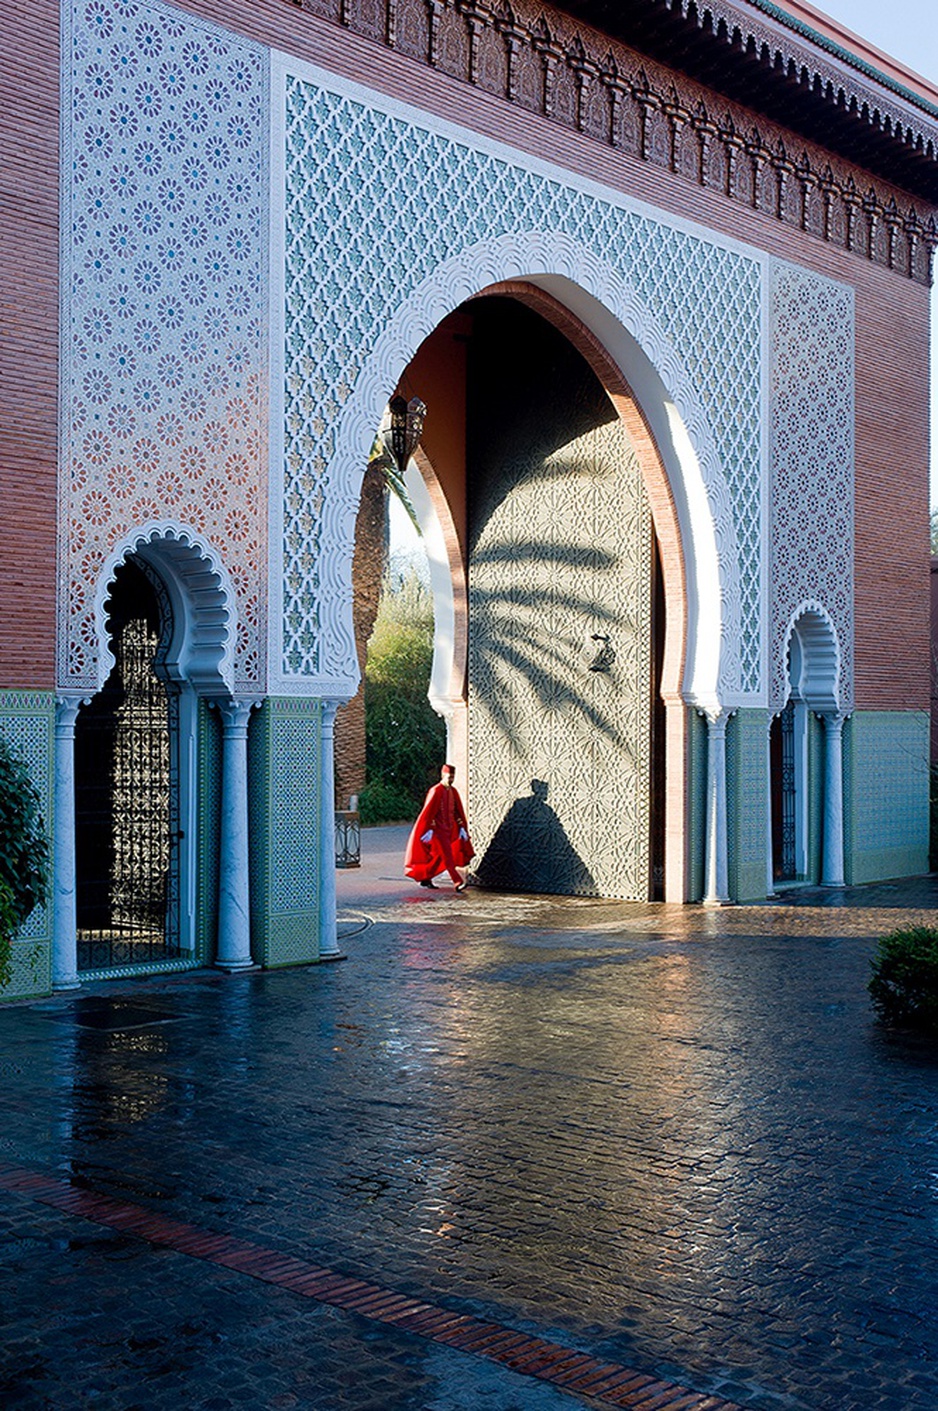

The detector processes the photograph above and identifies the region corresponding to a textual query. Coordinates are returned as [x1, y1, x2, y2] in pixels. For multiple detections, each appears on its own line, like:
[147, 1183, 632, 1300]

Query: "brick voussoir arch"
[316, 230, 741, 711]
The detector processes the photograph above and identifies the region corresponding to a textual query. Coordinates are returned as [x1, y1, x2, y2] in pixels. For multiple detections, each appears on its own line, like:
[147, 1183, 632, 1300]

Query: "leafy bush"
[363, 569, 446, 824]
[0, 736, 50, 988]
[869, 926, 938, 1032]
[358, 780, 419, 827]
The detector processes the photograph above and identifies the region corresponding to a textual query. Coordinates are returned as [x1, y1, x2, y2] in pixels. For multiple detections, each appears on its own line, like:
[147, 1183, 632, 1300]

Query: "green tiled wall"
[687, 708, 707, 903]
[248, 697, 322, 968]
[845, 711, 929, 884]
[196, 699, 223, 966]
[727, 708, 770, 902]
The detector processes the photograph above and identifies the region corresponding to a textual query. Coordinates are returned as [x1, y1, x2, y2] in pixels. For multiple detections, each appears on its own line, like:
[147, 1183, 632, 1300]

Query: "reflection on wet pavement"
[1, 832, 937, 1409]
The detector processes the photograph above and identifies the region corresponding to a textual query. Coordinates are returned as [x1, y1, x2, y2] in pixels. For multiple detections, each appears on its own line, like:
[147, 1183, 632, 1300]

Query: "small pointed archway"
[771, 603, 844, 887]
[66, 525, 236, 978]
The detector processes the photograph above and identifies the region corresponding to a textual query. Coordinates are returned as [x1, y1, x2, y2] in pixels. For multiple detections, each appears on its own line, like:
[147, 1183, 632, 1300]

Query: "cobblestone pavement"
[2, 827, 937, 1410]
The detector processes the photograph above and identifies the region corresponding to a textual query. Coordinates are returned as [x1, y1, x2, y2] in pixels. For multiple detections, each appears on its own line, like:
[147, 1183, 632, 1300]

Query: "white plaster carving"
[59, 0, 269, 693]
[91, 521, 237, 695]
[273, 58, 766, 706]
[769, 263, 854, 711]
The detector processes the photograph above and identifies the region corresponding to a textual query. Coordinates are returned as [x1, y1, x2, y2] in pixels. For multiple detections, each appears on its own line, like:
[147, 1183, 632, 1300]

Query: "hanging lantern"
[380, 394, 427, 476]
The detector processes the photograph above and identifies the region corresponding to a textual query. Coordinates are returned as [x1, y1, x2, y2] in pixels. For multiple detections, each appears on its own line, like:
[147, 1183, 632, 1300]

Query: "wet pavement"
[2, 827, 938, 1410]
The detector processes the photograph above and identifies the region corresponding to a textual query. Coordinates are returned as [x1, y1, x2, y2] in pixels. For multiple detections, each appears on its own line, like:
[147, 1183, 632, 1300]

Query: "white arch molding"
[277, 231, 744, 718]
[781, 599, 842, 714]
[91, 522, 237, 698]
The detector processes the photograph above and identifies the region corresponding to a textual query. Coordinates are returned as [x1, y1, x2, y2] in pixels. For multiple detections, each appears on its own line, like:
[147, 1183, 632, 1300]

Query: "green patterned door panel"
[467, 299, 653, 900]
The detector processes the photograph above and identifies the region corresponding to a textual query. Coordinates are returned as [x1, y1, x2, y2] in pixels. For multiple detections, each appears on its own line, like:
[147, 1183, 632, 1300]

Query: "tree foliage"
[360, 570, 446, 825]
[0, 737, 50, 988]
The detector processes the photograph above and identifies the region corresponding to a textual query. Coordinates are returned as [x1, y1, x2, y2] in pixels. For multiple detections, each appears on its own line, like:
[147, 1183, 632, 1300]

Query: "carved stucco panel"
[276, 62, 765, 702]
[769, 261, 854, 711]
[59, 0, 269, 692]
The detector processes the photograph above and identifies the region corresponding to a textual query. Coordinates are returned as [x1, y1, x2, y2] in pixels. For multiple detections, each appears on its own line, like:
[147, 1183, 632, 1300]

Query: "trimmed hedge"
[869, 926, 938, 1033]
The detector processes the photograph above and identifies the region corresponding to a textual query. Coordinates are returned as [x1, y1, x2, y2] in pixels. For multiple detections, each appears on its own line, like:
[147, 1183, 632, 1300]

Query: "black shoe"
[420, 879, 437, 889]
[455, 880, 467, 893]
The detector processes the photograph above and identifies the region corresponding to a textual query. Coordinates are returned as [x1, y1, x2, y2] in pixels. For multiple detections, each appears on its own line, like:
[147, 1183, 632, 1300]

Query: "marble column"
[765, 713, 777, 898]
[318, 699, 344, 960]
[703, 709, 731, 905]
[52, 697, 85, 990]
[821, 711, 846, 887]
[215, 697, 257, 971]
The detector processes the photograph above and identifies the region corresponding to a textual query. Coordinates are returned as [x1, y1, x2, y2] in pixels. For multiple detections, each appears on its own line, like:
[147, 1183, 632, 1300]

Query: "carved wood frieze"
[282, 0, 937, 283]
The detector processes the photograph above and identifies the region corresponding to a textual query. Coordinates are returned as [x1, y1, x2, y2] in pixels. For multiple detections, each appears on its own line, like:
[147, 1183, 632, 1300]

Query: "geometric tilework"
[726, 708, 769, 902]
[60, 0, 268, 691]
[769, 262, 854, 710]
[248, 698, 321, 967]
[280, 68, 764, 696]
[196, 696, 222, 966]
[466, 308, 653, 900]
[845, 711, 929, 884]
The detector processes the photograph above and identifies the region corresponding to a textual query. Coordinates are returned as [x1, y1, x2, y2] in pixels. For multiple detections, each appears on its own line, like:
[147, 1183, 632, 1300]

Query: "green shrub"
[869, 926, 938, 1032]
[358, 780, 419, 827]
[0, 736, 50, 988]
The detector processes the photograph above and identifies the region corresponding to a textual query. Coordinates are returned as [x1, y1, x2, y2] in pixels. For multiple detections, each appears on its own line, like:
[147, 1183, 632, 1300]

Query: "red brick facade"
[1, 3, 61, 688]
[2, 0, 934, 713]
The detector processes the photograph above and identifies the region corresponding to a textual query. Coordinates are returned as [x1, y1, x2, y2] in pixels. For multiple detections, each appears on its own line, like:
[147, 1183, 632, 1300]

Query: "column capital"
[213, 697, 262, 732]
[55, 695, 91, 731]
[698, 705, 735, 731]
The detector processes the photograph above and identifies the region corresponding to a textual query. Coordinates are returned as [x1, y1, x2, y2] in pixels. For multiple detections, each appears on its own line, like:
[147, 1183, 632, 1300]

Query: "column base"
[215, 960, 260, 973]
[53, 979, 82, 991]
[318, 949, 347, 962]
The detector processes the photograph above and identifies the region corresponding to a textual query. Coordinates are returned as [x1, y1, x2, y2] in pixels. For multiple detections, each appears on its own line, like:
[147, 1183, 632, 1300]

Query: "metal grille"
[335, 810, 361, 868]
[771, 700, 797, 882]
[76, 562, 181, 971]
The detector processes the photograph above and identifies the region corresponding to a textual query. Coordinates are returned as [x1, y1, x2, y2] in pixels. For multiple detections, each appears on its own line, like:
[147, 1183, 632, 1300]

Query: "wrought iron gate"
[771, 700, 797, 882]
[75, 560, 181, 970]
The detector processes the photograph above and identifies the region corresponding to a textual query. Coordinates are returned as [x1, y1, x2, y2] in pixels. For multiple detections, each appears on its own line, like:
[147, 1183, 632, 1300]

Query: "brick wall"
[1, 0, 60, 689]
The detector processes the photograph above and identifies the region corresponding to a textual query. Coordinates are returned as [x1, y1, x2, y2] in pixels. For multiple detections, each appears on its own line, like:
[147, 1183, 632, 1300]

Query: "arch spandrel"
[293, 234, 744, 713]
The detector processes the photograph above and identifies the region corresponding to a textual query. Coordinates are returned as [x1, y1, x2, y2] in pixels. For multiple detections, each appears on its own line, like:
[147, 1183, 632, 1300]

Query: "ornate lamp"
[379, 393, 427, 477]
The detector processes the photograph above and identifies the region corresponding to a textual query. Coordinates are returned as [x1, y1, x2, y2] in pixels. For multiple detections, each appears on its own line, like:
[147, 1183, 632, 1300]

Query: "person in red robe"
[404, 764, 474, 890]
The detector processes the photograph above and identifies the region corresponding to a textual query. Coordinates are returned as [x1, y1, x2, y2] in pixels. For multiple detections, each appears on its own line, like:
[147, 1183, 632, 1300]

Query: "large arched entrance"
[398, 289, 678, 901]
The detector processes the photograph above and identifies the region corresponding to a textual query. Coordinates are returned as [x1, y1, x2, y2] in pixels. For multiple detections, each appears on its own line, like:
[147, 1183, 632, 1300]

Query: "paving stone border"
[0, 1161, 741, 1411]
